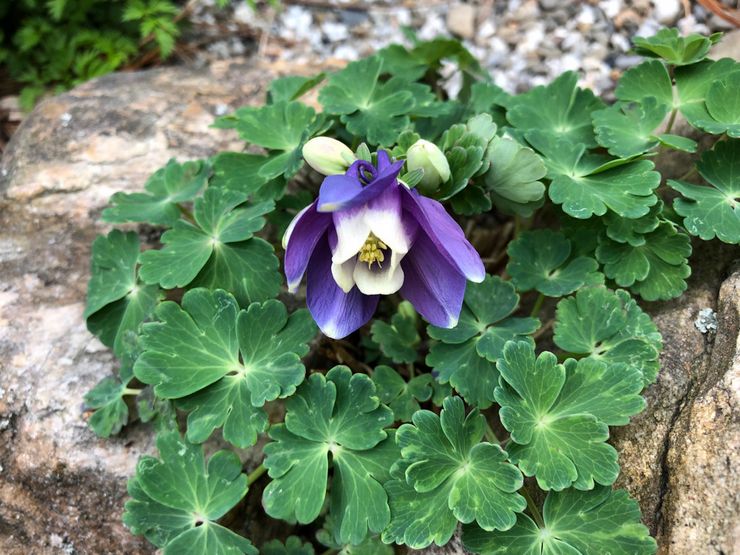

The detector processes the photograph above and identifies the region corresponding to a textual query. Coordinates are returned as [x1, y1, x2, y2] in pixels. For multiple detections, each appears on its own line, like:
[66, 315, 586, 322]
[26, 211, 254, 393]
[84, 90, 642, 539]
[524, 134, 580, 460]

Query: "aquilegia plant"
[83, 27, 739, 554]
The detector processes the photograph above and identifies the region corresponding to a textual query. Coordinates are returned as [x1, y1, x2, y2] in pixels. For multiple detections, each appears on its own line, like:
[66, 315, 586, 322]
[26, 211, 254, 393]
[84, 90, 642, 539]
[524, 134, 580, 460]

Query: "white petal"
[365, 188, 411, 255]
[332, 207, 370, 264]
[353, 256, 405, 295]
[331, 259, 356, 293]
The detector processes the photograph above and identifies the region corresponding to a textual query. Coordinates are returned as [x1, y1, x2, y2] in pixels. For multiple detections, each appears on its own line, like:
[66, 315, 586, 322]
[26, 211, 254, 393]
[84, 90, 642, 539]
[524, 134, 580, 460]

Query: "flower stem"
[530, 293, 545, 318]
[520, 485, 545, 529]
[246, 464, 267, 486]
[484, 422, 500, 445]
[664, 107, 678, 134]
[178, 203, 196, 224]
[122, 387, 143, 396]
[407, 363, 415, 379]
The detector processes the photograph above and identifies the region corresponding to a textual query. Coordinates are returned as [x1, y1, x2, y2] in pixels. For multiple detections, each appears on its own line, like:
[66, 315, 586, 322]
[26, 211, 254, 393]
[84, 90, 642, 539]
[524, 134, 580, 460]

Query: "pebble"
[190, 0, 725, 95]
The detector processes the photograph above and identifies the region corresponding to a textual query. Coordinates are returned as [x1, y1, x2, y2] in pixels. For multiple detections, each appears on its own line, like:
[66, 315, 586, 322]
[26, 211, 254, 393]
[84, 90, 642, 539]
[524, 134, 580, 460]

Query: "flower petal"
[400, 232, 467, 328]
[284, 201, 332, 293]
[332, 205, 371, 264]
[317, 174, 363, 212]
[307, 236, 379, 339]
[365, 184, 416, 255]
[353, 255, 405, 295]
[401, 188, 485, 283]
[331, 258, 356, 293]
[317, 157, 404, 213]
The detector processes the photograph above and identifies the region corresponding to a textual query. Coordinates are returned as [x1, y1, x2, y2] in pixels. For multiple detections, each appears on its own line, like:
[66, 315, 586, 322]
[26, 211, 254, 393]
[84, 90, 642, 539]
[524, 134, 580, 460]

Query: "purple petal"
[317, 156, 404, 213]
[401, 188, 485, 283]
[400, 231, 467, 328]
[284, 201, 332, 292]
[307, 235, 379, 339]
[317, 174, 363, 212]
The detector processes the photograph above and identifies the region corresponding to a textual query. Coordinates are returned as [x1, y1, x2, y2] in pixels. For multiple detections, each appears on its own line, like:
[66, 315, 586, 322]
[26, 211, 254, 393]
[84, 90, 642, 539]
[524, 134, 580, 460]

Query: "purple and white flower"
[283, 149, 485, 339]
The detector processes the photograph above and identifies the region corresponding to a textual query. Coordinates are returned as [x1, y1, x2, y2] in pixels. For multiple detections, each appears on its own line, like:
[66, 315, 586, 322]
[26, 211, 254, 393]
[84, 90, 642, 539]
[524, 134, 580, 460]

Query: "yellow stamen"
[358, 233, 388, 269]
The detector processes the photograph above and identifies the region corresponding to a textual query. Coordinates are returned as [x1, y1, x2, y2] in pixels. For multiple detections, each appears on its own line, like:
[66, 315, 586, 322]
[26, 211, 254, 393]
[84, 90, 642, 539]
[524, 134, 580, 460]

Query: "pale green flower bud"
[302, 137, 355, 175]
[405, 139, 451, 194]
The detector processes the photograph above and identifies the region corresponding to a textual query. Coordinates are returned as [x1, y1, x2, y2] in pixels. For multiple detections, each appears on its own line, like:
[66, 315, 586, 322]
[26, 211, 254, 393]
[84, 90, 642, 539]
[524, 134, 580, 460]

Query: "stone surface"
[0, 58, 320, 555]
[611, 241, 740, 555]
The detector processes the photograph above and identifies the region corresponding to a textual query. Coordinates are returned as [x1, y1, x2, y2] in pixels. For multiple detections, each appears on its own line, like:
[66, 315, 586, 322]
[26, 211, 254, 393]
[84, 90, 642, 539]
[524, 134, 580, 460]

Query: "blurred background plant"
[0, 0, 265, 111]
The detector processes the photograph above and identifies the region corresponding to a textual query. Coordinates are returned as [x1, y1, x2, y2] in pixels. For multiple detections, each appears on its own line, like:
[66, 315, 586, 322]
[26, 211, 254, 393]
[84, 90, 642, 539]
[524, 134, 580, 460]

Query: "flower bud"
[405, 139, 451, 194]
[302, 137, 355, 175]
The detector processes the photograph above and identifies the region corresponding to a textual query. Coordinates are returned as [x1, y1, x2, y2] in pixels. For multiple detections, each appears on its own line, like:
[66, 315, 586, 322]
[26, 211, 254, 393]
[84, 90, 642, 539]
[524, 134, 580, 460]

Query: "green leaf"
[209, 151, 276, 194]
[262, 367, 397, 544]
[135, 289, 315, 446]
[656, 133, 698, 152]
[484, 136, 546, 214]
[507, 72, 605, 147]
[85, 230, 161, 359]
[495, 341, 645, 491]
[596, 222, 692, 301]
[450, 184, 492, 216]
[370, 301, 420, 363]
[529, 131, 660, 219]
[102, 159, 209, 226]
[267, 73, 325, 104]
[507, 229, 602, 297]
[123, 431, 256, 554]
[319, 57, 419, 145]
[85, 230, 140, 317]
[135, 185, 280, 306]
[191, 237, 281, 307]
[372, 365, 432, 422]
[615, 60, 673, 107]
[592, 97, 669, 157]
[83, 377, 129, 438]
[214, 101, 326, 178]
[437, 114, 497, 200]
[700, 72, 740, 137]
[261, 536, 315, 555]
[139, 187, 272, 288]
[632, 27, 721, 66]
[669, 139, 740, 244]
[463, 487, 656, 555]
[383, 396, 525, 549]
[553, 286, 663, 384]
[317, 514, 393, 555]
[675, 58, 740, 131]
[427, 276, 539, 408]
[602, 200, 663, 246]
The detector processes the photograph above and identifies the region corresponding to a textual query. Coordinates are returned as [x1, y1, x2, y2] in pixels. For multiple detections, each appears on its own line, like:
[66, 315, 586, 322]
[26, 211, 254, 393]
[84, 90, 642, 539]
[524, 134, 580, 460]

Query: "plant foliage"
[81, 27, 739, 554]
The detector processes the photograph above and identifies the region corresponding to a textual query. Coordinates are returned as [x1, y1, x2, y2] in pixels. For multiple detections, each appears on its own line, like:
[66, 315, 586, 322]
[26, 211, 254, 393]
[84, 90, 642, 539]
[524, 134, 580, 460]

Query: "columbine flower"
[283, 149, 484, 339]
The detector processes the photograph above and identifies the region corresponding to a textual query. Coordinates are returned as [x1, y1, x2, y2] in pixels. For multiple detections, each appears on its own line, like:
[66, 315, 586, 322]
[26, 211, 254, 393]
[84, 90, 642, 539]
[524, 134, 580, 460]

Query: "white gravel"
[192, 0, 734, 95]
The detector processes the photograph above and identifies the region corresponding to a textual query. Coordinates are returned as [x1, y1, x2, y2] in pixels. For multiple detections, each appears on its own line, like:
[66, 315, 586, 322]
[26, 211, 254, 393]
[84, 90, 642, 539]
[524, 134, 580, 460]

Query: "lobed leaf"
[262, 367, 397, 545]
[102, 159, 209, 226]
[427, 276, 539, 408]
[383, 397, 526, 549]
[506, 229, 602, 297]
[123, 431, 256, 554]
[553, 286, 663, 384]
[134, 289, 316, 447]
[669, 139, 740, 244]
[463, 486, 656, 555]
[495, 341, 645, 491]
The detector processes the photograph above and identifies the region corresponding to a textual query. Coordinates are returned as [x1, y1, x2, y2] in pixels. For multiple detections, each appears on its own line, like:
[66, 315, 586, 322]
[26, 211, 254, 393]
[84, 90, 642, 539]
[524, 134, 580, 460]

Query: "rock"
[0, 58, 323, 554]
[612, 241, 740, 554]
[446, 4, 477, 40]
[712, 28, 740, 61]
[652, 0, 682, 25]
